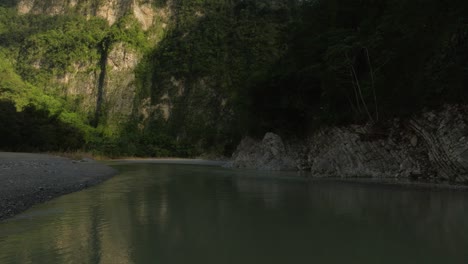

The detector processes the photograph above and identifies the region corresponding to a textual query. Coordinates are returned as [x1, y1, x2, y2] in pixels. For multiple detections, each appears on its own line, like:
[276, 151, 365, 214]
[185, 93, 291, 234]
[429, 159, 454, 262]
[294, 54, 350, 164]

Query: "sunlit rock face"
[104, 42, 140, 126]
[14, 0, 172, 129]
[55, 61, 100, 114]
[26, 41, 141, 128]
[230, 106, 468, 183]
[17, 0, 161, 29]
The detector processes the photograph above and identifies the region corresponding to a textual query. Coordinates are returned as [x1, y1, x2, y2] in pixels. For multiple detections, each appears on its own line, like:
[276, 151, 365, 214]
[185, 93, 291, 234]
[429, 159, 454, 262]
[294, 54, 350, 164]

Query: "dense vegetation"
[0, 100, 84, 151]
[0, 0, 467, 157]
[247, 0, 468, 135]
[0, 5, 152, 154]
[132, 0, 468, 153]
[131, 0, 293, 155]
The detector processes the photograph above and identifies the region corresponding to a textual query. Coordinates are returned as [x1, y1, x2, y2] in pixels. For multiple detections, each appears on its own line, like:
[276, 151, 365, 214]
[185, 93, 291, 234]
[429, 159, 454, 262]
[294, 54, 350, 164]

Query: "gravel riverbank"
[0, 152, 117, 221]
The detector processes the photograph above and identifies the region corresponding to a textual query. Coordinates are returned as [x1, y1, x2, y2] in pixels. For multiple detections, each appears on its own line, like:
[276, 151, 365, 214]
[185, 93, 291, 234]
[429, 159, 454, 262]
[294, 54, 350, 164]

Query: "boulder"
[226, 133, 297, 171]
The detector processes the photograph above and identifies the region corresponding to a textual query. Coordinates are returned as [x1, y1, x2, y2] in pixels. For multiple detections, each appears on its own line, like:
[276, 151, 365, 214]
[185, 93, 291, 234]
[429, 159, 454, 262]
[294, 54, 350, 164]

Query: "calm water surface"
[1, 163, 468, 264]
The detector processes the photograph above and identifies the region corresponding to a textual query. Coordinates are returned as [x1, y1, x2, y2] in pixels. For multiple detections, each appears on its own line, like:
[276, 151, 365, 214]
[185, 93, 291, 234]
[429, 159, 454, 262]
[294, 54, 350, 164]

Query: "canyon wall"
[12, 0, 171, 129]
[17, 0, 165, 29]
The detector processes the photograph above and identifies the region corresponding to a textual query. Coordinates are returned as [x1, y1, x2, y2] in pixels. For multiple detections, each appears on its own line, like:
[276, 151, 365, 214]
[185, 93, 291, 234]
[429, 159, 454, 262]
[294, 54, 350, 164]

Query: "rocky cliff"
[1, 0, 293, 155]
[5, 0, 466, 159]
[228, 105, 468, 184]
[11, 0, 171, 130]
[17, 0, 164, 29]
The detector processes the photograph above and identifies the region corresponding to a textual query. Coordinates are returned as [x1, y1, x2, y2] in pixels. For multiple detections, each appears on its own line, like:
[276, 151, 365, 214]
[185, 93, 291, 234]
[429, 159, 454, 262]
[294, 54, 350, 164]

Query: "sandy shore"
[0, 152, 117, 221]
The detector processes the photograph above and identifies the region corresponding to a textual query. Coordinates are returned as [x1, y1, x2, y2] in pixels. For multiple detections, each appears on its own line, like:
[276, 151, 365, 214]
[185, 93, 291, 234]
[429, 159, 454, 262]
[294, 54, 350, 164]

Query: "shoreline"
[302, 176, 468, 192]
[2, 152, 467, 222]
[110, 158, 228, 166]
[0, 152, 117, 221]
[0, 154, 227, 221]
[113, 158, 468, 191]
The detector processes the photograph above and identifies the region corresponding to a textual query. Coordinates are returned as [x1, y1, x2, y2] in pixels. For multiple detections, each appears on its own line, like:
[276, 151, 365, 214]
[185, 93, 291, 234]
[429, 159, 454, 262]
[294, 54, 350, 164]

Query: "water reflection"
[0, 163, 467, 264]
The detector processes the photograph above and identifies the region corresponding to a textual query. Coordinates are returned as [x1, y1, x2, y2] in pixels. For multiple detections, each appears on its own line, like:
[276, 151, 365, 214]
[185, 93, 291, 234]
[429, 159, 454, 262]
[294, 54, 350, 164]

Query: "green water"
[1, 163, 468, 264]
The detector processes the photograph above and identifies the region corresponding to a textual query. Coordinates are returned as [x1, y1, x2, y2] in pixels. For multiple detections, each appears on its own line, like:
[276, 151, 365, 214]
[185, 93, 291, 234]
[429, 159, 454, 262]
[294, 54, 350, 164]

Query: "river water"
[0, 162, 467, 263]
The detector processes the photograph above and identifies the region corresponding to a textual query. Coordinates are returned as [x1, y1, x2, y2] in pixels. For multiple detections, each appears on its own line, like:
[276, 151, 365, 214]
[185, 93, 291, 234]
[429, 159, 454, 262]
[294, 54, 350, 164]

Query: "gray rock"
[0, 152, 117, 221]
[228, 105, 468, 183]
[226, 133, 296, 171]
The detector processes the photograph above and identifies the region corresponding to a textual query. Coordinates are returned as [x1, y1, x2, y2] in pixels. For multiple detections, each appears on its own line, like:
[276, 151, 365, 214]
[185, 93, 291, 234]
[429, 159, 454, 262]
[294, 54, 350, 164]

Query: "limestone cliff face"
[14, 0, 172, 129]
[104, 42, 140, 125]
[52, 43, 136, 125]
[50, 42, 140, 127]
[55, 60, 100, 113]
[17, 0, 166, 29]
[229, 105, 468, 184]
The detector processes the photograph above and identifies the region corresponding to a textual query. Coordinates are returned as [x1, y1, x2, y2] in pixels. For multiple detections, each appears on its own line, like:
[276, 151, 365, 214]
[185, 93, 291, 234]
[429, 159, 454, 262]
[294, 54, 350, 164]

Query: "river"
[0, 162, 467, 263]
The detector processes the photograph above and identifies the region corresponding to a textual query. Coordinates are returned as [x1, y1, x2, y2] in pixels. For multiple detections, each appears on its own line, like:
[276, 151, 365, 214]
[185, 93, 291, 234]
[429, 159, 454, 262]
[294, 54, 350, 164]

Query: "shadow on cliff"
[0, 100, 85, 152]
[121, 0, 298, 157]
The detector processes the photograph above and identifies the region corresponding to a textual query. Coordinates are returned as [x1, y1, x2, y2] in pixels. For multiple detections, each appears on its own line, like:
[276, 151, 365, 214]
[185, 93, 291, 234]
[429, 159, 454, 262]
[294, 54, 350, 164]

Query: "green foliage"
[88, 124, 198, 158]
[134, 0, 293, 155]
[2, 0, 468, 156]
[134, 0, 468, 145]
[16, 16, 108, 85]
[0, 51, 59, 111]
[0, 100, 85, 151]
[247, 0, 468, 135]
[0, 6, 160, 155]
[108, 14, 150, 51]
[0, 51, 96, 150]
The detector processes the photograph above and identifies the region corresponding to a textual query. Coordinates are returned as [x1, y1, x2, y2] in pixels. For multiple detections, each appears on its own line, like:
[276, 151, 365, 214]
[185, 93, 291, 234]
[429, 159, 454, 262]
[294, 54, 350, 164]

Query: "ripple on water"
[0, 163, 468, 264]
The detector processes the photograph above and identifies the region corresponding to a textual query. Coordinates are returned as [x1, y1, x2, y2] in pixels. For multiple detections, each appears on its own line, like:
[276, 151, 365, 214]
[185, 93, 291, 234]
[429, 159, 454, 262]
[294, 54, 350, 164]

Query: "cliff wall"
[17, 0, 164, 29]
[1, 0, 291, 155]
[10, 0, 171, 131]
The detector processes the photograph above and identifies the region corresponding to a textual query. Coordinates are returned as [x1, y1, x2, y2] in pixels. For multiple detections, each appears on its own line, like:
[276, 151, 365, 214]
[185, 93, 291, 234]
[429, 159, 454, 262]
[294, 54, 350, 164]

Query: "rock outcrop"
[227, 132, 297, 171]
[228, 105, 468, 184]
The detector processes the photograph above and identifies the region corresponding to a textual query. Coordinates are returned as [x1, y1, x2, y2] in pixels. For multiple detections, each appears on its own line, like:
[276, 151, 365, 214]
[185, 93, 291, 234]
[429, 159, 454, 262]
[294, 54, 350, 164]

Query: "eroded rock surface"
[229, 105, 468, 183]
[17, 0, 163, 28]
[227, 132, 296, 171]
